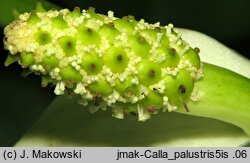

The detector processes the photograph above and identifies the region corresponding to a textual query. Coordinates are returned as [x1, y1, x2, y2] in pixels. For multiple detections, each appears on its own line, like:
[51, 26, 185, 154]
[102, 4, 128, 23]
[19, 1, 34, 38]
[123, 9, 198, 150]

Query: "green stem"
[177, 63, 250, 135]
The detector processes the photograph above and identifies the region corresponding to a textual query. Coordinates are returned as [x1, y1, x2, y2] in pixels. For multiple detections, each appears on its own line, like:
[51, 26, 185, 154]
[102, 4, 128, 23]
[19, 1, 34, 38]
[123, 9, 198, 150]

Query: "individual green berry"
[51, 15, 68, 29]
[140, 29, 169, 46]
[176, 69, 194, 100]
[86, 7, 104, 21]
[88, 78, 113, 96]
[35, 30, 52, 45]
[82, 8, 104, 31]
[58, 36, 76, 56]
[104, 46, 129, 73]
[114, 18, 136, 33]
[140, 89, 163, 113]
[66, 7, 81, 19]
[164, 74, 180, 105]
[164, 69, 194, 106]
[181, 48, 201, 68]
[20, 51, 35, 67]
[4, 54, 19, 66]
[140, 29, 158, 44]
[136, 60, 161, 86]
[59, 67, 82, 82]
[115, 76, 139, 97]
[99, 24, 120, 43]
[27, 11, 40, 25]
[160, 47, 180, 67]
[76, 26, 101, 46]
[42, 54, 59, 69]
[127, 34, 151, 58]
[81, 52, 103, 75]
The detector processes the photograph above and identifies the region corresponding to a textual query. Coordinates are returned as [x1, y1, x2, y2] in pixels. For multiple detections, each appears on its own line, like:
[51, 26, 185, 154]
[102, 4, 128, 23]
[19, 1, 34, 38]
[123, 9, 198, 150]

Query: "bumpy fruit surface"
[4, 6, 202, 121]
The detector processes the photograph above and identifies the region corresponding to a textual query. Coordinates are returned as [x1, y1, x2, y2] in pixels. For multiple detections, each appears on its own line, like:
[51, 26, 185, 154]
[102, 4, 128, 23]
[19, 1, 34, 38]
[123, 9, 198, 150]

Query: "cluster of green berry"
[4, 4, 202, 121]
